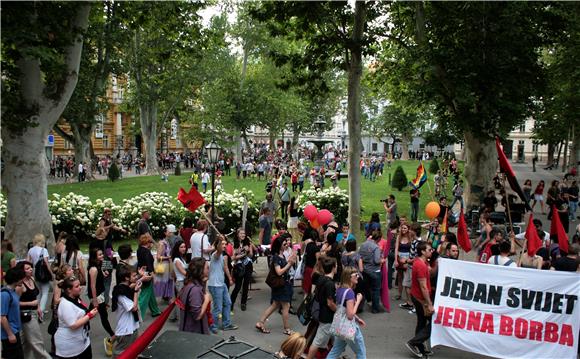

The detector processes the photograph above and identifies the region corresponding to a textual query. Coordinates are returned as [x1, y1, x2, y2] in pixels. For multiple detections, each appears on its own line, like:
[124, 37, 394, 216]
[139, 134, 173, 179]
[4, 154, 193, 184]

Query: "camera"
[379, 199, 389, 203]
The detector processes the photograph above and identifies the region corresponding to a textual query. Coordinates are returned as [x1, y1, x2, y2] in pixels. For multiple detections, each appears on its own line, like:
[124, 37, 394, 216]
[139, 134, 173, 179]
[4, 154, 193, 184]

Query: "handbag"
[265, 258, 285, 289]
[154, 262, 166, 274]
[294, 257, 305, 281]
[20, 311, 32, 323]
[330, 288, 357, 341]
[296, 293, 314, 326]
[48, 309, 59, 335]
[34, 254, 52, 283]
[233, 263, 246, 279]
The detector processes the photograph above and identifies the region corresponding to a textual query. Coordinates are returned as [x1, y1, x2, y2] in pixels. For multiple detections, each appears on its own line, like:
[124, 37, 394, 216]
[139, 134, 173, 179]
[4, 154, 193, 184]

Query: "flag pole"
[502, 174, 514, 231]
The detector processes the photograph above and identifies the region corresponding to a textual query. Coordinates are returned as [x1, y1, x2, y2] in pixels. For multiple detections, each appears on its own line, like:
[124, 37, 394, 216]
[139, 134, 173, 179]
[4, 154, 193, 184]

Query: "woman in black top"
[301, 225, 320, 295]
[16, 261, 52, 359]
[87, 248, 116, 347]
[136, 233, 160, 318]
[230, 228, 254, 311]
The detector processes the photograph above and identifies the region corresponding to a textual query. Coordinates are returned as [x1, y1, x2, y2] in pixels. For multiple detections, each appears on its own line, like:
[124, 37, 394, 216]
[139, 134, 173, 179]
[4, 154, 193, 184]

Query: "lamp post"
[205, 140, 221, 229]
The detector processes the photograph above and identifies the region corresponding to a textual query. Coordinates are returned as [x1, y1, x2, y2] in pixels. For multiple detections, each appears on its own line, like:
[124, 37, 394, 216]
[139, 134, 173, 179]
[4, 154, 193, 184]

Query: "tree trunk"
[400, 135, 411, 160]
[546, 143, 555, 166]
[555, 140, 564, 167]
[2, 126, 55, 257]
[292, 125, 301, 160]
[1, 4, 90, 256]
[570, 123, 579, 171]
[269, 130, 276, 150]
[463, 132, 497, 209]
[140, 102, 159, 175]
[347, 1, 366, 241]
[562, 128, 570, 172]
[71, 122, 95, 180]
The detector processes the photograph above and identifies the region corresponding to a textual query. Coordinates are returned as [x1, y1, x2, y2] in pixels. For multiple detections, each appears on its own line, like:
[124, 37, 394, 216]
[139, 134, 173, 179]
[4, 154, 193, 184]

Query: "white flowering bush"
[118, 192, 185, 239]
[299, 187, 350, 225]
[2, 189, 260, 241]
[48, 193, 100, 237]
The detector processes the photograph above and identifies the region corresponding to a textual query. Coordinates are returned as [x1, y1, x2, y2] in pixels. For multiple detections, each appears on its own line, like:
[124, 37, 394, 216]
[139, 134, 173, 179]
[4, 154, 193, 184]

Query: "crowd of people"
[6, 148, 580, 359]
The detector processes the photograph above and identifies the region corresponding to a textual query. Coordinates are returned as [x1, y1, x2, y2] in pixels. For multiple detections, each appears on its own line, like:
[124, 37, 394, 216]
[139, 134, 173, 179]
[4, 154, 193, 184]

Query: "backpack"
[311, 276, 330, 323]
[296, 293, 314, 325]
[35, 253, 52, 283]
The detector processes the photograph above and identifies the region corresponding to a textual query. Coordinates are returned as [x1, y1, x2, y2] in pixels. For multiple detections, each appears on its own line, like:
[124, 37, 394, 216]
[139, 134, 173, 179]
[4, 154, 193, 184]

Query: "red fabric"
[177, 187, 206, 213]
[496, 137, 531, 210]
[179, 227, 194, 250]
[479, 242, 494, 263]
[456, 209, 472, 253]
[117, 302, 175, 359]
[550, 205, 569, 254]
[410, 258, 430, 301]
[302, 266, 314, 295]
[525, 213, 542, 256]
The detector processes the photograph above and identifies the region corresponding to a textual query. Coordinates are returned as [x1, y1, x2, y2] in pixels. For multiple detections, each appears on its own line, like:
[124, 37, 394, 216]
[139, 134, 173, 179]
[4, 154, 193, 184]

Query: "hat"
[166, 224, 177, 233]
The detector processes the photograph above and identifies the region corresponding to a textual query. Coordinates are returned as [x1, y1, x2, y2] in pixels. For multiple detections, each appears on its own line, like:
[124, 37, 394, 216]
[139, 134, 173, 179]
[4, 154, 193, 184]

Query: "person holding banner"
[405, 242, 434, 358]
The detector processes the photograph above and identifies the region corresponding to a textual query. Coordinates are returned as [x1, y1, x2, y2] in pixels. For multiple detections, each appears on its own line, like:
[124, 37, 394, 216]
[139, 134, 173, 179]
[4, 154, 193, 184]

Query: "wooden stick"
[200, 210, 222, 238]
[502, 175, 514, 230]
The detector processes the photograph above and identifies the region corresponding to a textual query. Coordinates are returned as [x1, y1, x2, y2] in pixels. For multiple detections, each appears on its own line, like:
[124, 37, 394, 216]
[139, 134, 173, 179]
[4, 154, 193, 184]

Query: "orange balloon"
[310, 218, 321, 229]
[425, 201, 440, 219]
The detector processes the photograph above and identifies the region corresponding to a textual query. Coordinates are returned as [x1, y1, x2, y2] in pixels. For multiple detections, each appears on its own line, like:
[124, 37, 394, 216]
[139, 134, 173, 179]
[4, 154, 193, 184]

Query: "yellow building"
[47, 75, 190, 159]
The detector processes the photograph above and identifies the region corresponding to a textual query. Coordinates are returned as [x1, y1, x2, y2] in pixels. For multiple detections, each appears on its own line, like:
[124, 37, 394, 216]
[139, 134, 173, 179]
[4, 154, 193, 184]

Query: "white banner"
[432, 259, 580, 359]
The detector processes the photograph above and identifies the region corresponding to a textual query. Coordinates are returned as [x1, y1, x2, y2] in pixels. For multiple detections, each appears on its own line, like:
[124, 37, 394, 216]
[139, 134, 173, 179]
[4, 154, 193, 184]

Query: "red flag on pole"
[550, 205, 569, 254]
[524, 213, 542, 256]
[177, 187, 206, 213]
[495, 137, 532, 210]
[456, 208, 471, 253]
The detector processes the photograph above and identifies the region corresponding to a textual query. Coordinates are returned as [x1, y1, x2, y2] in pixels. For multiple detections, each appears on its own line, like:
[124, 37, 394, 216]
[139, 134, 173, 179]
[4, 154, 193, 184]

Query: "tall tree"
[376, 2, 561, 206]
[251, 1, 390, 239]
[124, 2, 205, 174]
[57, 1, 124, 181]
[1, 2, 91, 255]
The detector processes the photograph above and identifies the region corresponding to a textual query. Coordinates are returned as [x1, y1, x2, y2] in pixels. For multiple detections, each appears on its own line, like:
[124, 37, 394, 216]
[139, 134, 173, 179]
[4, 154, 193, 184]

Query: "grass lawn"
[48, 159, 463, 224]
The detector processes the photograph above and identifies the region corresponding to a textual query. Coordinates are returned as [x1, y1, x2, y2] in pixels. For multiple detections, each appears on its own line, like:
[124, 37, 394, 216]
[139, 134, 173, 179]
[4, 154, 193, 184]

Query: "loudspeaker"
[489, 211, 506, 224]
[139, 330, 223, 358]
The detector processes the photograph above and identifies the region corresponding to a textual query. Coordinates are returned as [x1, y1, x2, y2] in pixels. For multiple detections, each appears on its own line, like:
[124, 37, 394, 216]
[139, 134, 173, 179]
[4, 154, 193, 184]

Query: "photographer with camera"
[382, 195, 397, 229]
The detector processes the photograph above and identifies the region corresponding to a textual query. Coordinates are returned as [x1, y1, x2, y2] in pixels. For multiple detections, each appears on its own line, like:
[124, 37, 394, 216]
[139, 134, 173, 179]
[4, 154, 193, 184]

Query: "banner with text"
[432, 259, 580, 359]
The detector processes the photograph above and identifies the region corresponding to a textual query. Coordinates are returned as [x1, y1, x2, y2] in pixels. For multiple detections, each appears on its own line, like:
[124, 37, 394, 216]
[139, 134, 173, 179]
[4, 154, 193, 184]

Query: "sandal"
[255, 322, 271, 334]
[283, 328, 294, 336]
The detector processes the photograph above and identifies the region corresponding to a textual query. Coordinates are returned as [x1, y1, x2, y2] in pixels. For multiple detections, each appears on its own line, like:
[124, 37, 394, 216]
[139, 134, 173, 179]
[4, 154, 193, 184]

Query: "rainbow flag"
[409, 161, 428, 189]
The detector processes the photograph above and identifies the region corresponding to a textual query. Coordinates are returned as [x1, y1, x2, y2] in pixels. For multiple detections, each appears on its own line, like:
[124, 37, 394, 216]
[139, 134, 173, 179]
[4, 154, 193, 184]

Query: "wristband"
[87, 312, 95, 319]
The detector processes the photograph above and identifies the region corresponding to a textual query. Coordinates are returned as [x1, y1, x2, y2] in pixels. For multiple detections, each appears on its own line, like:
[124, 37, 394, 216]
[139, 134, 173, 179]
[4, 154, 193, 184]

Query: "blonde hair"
[139, 233, 153, 246]
[33, 233, 46, 247]
[279, 332, 307, 359]
[339, 266, 358, 288]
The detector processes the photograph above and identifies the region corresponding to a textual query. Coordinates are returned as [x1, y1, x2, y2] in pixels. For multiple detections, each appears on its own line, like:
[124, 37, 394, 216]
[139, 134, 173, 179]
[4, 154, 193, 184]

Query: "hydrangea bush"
[1, 190, 260, 241]
[298, 187, 350, 225]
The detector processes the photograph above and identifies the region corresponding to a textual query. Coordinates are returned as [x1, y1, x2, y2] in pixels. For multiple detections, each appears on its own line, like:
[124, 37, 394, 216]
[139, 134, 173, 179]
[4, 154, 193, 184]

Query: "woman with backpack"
[62, 235, 86, 288]
[26, 233, 53, 314]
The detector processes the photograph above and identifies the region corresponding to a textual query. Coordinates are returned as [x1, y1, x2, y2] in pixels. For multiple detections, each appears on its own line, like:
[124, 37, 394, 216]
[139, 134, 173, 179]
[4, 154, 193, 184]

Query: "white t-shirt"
[190, 232, 210, 260]
[173, 257, 186, 282]
[55, 298, 91, 357]
[201, 172, 210, 184]
[487, 255, 518, 267]
[115, 295, 139, 336]
[28, 246, 49, 268]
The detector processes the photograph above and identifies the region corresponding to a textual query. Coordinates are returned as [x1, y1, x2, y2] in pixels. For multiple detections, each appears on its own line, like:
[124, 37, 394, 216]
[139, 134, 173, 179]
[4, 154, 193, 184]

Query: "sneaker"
[423, 349, 434, 356]
[104, 337, 113, 357]
[399, 303, 413, 310]
[408, 308, 416, 314]
[223, 324, 239, 331]
[405, 342, 423, 358]
[241, 304, 247, 311]
[230, 311, 234, 316]
[210, 327, 219, 334]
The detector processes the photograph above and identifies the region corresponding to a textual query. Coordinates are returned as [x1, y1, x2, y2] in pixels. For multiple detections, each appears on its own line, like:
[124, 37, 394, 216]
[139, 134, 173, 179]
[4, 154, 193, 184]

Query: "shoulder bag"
[330, 288, 357, 341]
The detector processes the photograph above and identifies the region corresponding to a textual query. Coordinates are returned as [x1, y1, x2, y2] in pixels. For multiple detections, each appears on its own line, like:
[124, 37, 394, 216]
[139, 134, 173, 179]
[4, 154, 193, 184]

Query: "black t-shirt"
[304, 241, 319, 268]
[316, 275, 336, 324]
[410, 189, 420, 203]
[552, 257, 578, 272]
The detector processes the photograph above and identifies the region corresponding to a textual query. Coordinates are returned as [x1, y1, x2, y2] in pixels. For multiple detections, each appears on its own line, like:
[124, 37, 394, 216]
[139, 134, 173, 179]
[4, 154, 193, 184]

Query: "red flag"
[550, 205, 569, 254]
[456, 208, 471, 253]
[495, 137, 531, 210]
[177, 187, 206, 213]
[524, 213, 542, 256]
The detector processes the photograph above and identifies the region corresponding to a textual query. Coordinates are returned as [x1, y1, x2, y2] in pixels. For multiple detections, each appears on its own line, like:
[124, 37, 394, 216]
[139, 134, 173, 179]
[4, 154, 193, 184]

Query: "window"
[103, 135, 109, 149]
[519, 123, 525, 132]
[95, 114, 104, 138]
[519, 140, 525, 145]
[64, 139, 73, 149]
[372, 143, 377, 152]
[532, 143, 539, 152]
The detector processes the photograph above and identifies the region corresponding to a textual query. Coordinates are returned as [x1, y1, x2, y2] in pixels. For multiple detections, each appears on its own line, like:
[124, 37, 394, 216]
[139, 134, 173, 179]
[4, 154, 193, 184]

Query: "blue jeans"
[208, 285, 232, 330]
[327, 326, 366, 359]
[569, 201, 578, 220]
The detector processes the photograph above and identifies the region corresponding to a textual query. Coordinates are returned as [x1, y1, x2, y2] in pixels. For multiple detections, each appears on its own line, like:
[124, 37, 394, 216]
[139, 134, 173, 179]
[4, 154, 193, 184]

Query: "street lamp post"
[205, 140, 221, 231]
